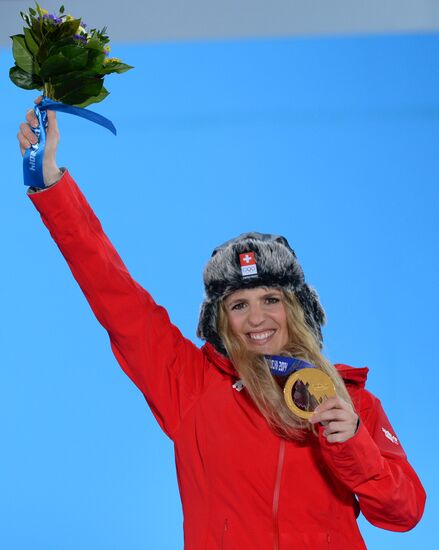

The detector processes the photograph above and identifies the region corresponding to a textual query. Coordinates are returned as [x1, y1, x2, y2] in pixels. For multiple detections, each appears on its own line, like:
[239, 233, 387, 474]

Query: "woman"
[18, 105, 426, 549]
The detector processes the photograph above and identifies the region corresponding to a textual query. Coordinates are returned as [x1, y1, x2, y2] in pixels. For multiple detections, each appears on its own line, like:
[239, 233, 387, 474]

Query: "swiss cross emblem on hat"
[239, 252, 258, 278]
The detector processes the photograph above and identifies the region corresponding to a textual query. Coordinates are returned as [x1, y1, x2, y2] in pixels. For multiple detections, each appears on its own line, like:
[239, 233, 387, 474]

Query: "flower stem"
[43, 81, 55, 99]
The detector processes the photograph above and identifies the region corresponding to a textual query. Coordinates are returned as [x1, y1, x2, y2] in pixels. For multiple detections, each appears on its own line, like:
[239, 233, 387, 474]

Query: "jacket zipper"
[221, 518, 228, 549]
[272, 439, 286, 550]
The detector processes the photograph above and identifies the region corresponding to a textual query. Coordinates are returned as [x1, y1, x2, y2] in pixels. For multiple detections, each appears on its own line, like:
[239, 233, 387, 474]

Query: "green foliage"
[12, 35, 34, 73]
[58, 76, 104, 105]
[23, 27, 39, 56]
[101, 60, 134, 75]
[9, 2, 133, 107]
[10, 65, 43, 90]
[75, 86, 109, 108]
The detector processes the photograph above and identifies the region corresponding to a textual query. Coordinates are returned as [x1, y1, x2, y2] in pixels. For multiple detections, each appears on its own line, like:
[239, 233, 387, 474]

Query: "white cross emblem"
[381, 427, 399, 445]
[243, 254, 252, 263]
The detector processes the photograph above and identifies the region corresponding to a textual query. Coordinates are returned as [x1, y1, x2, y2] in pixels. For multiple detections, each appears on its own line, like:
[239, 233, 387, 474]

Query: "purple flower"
[38, 13, 62, 24]
[73, 34, 87, 44]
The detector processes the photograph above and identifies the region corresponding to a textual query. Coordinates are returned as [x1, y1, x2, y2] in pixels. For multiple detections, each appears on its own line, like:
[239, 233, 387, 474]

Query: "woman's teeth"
[248, 330, 275, 341]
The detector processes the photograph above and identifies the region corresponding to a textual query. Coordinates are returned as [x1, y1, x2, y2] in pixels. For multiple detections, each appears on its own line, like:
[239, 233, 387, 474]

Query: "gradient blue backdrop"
[1, 32, 437, 548]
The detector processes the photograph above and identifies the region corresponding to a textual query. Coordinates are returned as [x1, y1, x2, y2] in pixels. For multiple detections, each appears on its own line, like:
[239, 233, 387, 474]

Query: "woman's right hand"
[17, 96, 62, 187]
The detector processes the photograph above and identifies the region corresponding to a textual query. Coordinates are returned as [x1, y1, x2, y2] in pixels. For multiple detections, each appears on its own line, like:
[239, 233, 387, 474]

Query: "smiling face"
[223, 287, 289, 355]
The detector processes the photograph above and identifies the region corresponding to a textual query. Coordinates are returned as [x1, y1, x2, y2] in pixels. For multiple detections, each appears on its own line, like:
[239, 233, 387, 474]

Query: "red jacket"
[29, 171, 426, 549]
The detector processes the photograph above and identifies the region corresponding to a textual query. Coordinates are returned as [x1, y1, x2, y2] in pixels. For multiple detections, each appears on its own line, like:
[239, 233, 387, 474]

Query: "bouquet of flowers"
[9, 2, 133, 107]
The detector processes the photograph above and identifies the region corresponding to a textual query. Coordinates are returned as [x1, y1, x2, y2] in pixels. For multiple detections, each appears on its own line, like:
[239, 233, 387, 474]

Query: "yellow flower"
[104, 57, 121, 64]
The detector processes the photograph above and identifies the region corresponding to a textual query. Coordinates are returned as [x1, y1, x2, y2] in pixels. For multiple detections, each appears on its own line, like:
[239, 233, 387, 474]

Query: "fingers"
[309, 396, 359, 443]
[18, 103, 59, 158]
[319, 415, 359, 443]
[309, 397, 353, 425]
[26, 107, 39, 128]
[315, 396, 350, 413]
[323, 420, 351, 436]
[310, 408, 346, 424]
[17, 121, 38, 156]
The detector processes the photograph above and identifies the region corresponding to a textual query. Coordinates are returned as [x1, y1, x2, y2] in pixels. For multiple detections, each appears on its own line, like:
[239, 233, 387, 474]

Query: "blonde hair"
[218, 290, 352, 441]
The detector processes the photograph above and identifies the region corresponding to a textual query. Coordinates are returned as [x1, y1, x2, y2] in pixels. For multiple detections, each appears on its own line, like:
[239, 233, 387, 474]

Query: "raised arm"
[18, 104, 210, 439]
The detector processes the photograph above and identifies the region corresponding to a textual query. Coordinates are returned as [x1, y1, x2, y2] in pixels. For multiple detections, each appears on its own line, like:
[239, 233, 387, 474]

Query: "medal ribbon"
[23, 96, 117, 188]
[265, 355, 316, 376]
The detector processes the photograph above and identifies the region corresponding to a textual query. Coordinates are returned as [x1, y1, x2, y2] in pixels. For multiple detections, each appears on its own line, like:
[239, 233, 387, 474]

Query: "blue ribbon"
[265, 355, 316, 376]
[23, 96, 116, 188]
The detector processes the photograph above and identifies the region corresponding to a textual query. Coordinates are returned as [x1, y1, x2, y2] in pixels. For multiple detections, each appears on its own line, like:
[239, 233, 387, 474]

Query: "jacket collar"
[202, 343, 369, 388]
[202, 343, 238, 376]
[334, 364, 369, 388]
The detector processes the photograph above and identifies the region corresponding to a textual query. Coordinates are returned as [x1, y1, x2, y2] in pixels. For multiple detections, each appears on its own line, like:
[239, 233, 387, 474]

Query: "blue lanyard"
[265, 355, 316, 376]
[23, 96, 116, 189]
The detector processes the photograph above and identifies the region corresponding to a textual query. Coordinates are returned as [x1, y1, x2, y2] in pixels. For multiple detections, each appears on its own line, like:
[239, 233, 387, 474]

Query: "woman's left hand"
[309, 397, 359, 443]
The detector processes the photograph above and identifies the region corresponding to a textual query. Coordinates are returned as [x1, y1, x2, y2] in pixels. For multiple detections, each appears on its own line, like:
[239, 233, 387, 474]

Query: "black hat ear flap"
[295, 284, 326, 348]
[197, 299, 227, 356]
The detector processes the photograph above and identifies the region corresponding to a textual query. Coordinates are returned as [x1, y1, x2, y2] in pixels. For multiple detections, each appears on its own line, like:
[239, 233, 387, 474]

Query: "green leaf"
[52, 75, 97, 98]
[30, 19, 44, 41]
[60, 5, 65, 14]
[59, 77, 104, 106]
[9, 65, 43, 90]
[86, 48, 105, 71]
[40, 46, 92, 78]
[12, 35, 34, 73]
[58, 45, 89, 69]
[50, 18, 81, 41]
[75, 86, 109, 108]
[85, 37, 103, 51]
[36, 41, 50, 64]
[46, 37, 77, 57]
[20, 12, 30, 25]
[40, 53, 70, 77]
[101, 61, 134, 75]
[24, 27, 40, 56]
[50, 69, 99, 85]
[51, 75, 104, 102]
[35, 2, 44, 18]
[29, 7, 36, 16]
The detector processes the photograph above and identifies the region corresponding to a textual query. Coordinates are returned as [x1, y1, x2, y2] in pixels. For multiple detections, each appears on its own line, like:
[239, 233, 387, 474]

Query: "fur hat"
[197, 232, 326, 355]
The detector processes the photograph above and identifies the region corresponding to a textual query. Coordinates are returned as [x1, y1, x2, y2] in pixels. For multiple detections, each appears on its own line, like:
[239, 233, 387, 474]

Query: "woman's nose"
[247, 304, 265, 326]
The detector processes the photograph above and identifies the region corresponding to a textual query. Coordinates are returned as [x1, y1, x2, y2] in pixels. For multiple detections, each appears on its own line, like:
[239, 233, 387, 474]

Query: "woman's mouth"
[246, 330, 276, 345]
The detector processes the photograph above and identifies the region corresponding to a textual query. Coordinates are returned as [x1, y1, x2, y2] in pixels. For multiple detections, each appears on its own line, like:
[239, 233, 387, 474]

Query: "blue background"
[1, 32, 437, 548]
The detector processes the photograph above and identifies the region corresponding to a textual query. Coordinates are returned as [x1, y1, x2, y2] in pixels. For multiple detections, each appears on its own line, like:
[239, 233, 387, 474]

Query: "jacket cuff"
[27, 167, 66, 194]
[27, 169, 87, 238]
[318, 421, 385, 490]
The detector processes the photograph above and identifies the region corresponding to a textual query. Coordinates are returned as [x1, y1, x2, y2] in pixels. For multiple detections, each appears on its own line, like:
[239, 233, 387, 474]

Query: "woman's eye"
[231, 302, 245, 311]
[266, 297, 280, 304]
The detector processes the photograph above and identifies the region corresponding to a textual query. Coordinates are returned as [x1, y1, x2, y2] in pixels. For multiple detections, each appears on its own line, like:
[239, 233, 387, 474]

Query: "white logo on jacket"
[382, 427, 399, 445]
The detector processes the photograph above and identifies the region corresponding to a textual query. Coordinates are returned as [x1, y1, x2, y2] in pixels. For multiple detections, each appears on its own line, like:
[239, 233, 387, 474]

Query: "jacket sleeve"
[318, 390, 426, 531]
[28, 169, 209, 439]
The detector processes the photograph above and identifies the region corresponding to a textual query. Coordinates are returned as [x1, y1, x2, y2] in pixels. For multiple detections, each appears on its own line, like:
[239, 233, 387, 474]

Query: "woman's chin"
[244, 340, 281, 355]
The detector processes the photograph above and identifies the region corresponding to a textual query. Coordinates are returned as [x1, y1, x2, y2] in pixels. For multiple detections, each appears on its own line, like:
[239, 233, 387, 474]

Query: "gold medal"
[283, 368, 336, 420]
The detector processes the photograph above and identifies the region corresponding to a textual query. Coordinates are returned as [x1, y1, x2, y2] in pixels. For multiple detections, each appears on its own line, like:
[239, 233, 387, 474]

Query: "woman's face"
[224, 287, 289, 354]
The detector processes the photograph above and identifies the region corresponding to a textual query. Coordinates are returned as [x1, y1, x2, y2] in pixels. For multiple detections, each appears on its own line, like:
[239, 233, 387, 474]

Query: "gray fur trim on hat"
[196, 232, 326, 355]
